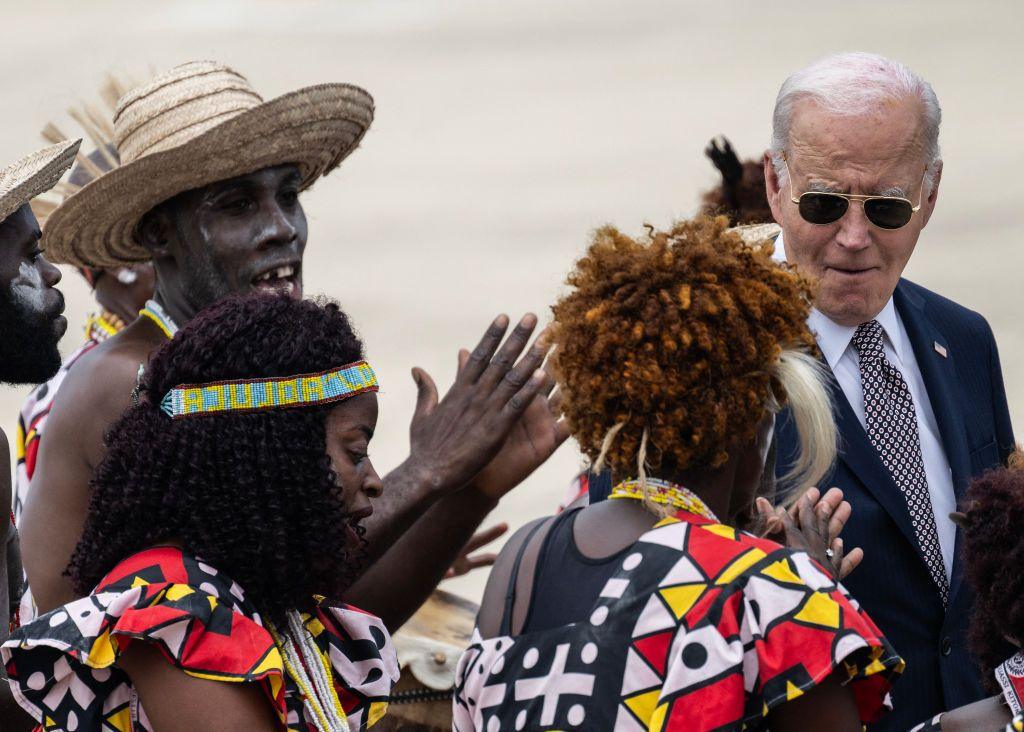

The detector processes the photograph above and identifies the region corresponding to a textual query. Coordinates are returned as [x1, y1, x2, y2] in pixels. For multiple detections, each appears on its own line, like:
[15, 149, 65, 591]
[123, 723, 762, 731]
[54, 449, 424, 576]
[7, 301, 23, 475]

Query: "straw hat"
[31, 73, 136, 229]
[42, 61, 374, 268]
[0, 139, 81, 226]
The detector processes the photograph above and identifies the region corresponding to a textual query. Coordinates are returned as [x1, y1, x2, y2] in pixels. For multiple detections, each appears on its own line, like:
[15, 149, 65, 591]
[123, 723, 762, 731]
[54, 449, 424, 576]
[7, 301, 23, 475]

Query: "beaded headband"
[160, 360, 378, 419]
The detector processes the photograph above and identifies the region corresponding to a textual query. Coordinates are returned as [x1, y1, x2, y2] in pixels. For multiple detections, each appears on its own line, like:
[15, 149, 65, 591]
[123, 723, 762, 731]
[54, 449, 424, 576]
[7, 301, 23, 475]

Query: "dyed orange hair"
[551, 215, 816, 476]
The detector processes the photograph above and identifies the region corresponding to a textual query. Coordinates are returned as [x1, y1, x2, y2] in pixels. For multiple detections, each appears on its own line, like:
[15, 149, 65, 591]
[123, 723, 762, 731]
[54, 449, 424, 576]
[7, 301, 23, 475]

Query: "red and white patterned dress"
[2, 546, 398, 731]
[454, 511, 904, 730]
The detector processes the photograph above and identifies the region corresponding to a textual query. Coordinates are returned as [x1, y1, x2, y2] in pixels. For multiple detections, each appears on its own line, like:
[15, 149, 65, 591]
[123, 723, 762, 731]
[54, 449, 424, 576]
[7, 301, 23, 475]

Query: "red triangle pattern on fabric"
[633, 629, 674, 677]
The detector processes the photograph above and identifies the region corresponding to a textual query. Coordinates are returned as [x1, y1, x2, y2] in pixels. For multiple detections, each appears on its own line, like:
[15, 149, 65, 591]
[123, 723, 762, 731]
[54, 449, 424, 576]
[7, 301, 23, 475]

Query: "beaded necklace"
[84, 309, 126, 342]
[267, 610, 349, 731]
[138, 299, 180, 339]
[609, 477, 719, 522]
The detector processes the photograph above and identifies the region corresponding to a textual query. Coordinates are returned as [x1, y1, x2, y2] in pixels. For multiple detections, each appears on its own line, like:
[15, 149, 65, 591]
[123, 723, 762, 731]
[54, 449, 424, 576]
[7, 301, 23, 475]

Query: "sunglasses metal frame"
[781, 153, 925, 230]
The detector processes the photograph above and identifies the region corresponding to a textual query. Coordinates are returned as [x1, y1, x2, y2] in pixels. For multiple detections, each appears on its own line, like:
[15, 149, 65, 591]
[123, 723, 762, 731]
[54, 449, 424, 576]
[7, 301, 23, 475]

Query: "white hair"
[770, 349, 837, 501]
[770, 52, 942, 194]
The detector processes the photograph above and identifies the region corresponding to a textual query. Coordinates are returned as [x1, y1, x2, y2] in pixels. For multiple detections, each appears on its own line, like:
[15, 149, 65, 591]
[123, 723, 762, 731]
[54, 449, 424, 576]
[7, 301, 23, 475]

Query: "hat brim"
[42, 84, 373, 268]
[0, 139, 81, 225]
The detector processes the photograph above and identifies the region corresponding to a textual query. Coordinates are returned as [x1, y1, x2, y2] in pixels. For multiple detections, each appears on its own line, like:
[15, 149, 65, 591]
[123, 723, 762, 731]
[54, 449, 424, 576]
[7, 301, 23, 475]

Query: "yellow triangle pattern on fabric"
[760, 557, 804, 586]
[253, 646, 283, 677]
[130, 576, 150, 589]
[165, 583, 195, 602]
[659, 584, 707, 620]
[701, 523, 736, 540]
[649, 701, 669, 731]
[793, 591, 840, 629]
[207, 594, 217, 611]
[715, 548, 767, 585]
[786, 680, 804, 701]
[104, 706, 133, 732]
[368, 700, 388, 726]
[624, 688, 662, 723]
[88, 629, 117, 668]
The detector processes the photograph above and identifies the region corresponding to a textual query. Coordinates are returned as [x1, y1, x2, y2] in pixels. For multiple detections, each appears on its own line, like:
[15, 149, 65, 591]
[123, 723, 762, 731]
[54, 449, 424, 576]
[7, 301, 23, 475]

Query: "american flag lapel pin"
[934, 341, 948, 358]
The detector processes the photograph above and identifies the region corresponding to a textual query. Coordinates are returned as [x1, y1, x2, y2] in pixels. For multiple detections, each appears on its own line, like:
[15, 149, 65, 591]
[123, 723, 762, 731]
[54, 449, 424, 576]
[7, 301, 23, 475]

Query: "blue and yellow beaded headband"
[159, 360, 378, 419]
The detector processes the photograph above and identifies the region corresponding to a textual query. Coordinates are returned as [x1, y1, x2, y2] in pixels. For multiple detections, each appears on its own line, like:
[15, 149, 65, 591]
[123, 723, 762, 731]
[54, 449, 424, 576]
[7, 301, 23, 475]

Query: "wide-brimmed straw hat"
[0, 139, 81, 226]
[42, 61, 374, 268]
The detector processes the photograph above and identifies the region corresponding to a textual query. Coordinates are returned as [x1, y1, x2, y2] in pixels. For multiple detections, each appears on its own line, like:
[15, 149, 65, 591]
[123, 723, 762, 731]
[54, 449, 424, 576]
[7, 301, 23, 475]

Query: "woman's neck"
[649, 462, 739, 525]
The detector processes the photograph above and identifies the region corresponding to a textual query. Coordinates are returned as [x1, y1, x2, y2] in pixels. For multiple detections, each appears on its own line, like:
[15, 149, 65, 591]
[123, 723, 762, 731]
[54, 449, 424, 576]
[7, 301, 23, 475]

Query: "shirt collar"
[775, 232, 903, 369]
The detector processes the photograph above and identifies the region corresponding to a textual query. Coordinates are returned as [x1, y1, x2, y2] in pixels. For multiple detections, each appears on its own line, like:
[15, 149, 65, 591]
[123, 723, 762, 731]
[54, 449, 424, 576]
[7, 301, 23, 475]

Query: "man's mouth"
[251, 263, 300, 297]
[826, 265, 876, 279]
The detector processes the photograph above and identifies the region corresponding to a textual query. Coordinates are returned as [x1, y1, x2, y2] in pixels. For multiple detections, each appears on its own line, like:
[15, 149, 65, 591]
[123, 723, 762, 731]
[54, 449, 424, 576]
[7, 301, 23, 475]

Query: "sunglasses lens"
[798, 193, 848, 225]
[864, 198, 914, 230]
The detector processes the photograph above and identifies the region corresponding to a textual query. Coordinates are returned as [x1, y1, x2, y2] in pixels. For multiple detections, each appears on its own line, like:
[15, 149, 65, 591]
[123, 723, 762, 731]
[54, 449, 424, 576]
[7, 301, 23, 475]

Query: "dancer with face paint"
[21, 62, 566, 632]
[0, 138, 81, 729]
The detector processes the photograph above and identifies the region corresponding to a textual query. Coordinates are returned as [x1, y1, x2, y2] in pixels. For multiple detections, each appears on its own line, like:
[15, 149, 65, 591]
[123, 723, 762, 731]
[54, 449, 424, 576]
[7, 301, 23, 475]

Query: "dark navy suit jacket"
[776, 278, 1015, 731]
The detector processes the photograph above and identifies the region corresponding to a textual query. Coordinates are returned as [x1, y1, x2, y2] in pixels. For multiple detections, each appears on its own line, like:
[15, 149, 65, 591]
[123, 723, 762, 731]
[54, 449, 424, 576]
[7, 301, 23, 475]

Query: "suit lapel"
[894, 281, 972, 604]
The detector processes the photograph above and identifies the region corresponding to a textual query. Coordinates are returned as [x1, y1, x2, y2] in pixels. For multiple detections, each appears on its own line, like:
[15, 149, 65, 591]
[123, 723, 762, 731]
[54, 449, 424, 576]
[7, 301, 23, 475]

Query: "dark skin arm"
[347, 317, 568, 628]
[445, 523, 509, 579]
[934, 695, 1011, 730]
[20, 331, 154, 613]
[119, 641, 278, 731]
[768, 671, 863, 731]
[354, 315, 547, 557]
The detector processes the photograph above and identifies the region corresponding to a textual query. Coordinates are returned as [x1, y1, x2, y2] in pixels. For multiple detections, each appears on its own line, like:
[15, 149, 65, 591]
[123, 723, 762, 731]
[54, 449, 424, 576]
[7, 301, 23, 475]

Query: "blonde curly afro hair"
[552, 215, 819, 480]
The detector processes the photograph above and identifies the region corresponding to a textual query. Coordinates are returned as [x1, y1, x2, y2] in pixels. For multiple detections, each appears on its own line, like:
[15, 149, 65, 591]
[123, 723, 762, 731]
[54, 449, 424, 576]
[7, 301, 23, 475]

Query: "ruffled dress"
[1, 546, 398, 731]
[454, 512, 904, 731]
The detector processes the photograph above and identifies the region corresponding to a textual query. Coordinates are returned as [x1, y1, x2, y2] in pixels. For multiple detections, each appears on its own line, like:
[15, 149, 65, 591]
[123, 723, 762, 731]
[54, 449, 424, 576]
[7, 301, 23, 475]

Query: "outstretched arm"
[346, 318, 568, 628]
[356, 314, 550, 556]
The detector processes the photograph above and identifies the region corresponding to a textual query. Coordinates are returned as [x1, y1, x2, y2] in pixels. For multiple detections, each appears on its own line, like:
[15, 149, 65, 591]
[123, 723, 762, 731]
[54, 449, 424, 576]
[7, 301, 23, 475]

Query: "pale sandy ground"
[0, 0, 1021, 602]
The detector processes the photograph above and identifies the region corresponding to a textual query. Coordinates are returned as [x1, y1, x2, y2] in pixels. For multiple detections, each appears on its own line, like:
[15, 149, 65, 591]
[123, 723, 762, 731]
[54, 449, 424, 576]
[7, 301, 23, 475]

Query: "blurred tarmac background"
[1, 0, 1021, 599]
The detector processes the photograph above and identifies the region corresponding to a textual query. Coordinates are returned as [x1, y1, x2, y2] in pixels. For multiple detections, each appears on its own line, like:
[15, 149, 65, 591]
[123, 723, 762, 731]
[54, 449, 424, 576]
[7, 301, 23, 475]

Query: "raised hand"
[756, 487, 864, 580]
[704, 135, 744, 187]
[402, 314, 551, 497]
[455, 340, 570, 501]
[445, 523, 509, 579]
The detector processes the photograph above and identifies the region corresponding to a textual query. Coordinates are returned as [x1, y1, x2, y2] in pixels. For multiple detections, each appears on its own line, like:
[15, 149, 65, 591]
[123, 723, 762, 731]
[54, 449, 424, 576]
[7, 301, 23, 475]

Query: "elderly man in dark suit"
[767, 52, 1015, 730]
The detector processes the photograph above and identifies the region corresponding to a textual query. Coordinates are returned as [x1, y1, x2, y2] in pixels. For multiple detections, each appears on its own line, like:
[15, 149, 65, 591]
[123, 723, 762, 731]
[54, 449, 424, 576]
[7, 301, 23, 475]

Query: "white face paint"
[10, 261, 47, 314]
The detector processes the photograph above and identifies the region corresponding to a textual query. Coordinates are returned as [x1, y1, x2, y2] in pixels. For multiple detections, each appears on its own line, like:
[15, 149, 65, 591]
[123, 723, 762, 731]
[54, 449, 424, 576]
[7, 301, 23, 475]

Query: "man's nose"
[257, 201, 298, 249]
[834, 201, 873, 251]
[38, 256, 62, 288]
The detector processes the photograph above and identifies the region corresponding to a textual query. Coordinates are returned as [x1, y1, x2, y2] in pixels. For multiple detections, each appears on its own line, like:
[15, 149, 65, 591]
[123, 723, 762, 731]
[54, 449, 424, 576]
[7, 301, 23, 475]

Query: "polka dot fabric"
[853, 319, 949, 605]
[453, 512, 904, 730]
[1, 546, 397, 731]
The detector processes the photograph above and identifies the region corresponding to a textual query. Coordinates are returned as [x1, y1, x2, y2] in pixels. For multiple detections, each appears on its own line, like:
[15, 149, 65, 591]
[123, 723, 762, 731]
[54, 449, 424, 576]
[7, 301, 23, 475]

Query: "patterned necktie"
[852, 319, 949, 605]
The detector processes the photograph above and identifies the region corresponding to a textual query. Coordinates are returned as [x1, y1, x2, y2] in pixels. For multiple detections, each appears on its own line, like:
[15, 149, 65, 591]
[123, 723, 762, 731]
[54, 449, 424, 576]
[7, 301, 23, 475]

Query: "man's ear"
[136, 207, 174, 259]
[763, 151, 785, 226]
[920, 160, 942, 228]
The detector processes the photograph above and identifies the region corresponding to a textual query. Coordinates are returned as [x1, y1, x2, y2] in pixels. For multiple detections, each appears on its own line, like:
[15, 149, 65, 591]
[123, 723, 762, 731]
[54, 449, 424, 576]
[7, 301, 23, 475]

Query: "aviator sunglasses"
[782, 153, 925, 230]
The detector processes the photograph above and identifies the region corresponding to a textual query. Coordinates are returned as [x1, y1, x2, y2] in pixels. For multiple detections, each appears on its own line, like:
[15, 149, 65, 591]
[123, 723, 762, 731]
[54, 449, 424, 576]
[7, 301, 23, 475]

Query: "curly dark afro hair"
[551, 215, 816, 477]
[962, 456, 1024, 686]
[67, 294, 367, 626]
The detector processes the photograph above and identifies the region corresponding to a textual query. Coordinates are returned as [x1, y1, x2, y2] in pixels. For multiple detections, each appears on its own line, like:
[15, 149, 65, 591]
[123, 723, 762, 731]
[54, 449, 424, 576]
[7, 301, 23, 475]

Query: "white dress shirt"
[774, 233, 956, 579]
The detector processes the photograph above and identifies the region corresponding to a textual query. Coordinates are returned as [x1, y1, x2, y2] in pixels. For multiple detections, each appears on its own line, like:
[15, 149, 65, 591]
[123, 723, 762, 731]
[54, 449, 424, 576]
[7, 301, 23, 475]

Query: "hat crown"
[114, 61, 263, 164]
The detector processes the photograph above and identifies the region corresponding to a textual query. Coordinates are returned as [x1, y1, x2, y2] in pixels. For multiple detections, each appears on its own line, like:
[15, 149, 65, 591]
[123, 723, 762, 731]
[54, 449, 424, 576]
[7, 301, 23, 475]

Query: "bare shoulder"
[477, 516, 554, 638]
[51, 326, 157, 427]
